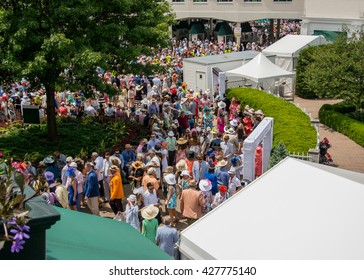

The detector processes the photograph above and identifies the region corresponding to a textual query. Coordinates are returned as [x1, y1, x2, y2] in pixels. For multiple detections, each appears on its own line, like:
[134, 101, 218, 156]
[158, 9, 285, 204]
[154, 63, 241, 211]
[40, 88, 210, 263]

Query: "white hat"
[164, 173, 176, 185]
[133, 186, 144, 195]
[226, 127, 235, 135]
[230, 119, 238, 127]
[228, 168, 236, 175]
[255, 109, 264, 115]
[206, 127, 212, 132]
[181, 170, 191, 177]
[127, 194, 137, 202]
[199, 179, 212, 192]
[141, 205, 159, 220]
[69, 162, 77, 168]
[168, 131, 175, 137]
[181, 98, 187, 104]
[92, 152, 98, 157]
[196, 126, 201, 132]
[147, 167, 156, 175]
[135, 109, 141, 115]
[66, 156, 73, 163]
[218, 101, 226, 108]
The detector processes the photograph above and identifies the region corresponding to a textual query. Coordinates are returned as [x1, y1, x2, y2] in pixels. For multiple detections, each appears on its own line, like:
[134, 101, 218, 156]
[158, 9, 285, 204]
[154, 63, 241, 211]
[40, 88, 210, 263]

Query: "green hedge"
[226, 88, 317, 153]
[319, 104, 364, 148]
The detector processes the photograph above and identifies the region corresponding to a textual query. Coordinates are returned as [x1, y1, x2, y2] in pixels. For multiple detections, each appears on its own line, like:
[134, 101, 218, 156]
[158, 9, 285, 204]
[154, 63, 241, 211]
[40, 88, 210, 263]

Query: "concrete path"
[294, 96, 364, 174]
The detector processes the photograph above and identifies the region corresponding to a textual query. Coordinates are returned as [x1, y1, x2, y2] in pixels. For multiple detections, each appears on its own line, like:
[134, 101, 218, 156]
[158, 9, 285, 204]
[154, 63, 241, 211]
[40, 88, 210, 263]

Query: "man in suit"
[84, 162, 100, 216]
[192, 154, 209, 183]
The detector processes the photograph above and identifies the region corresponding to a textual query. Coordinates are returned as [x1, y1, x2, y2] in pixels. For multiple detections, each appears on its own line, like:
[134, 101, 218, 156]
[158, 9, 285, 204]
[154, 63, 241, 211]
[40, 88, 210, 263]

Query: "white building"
[169, 0, 364, 40]
[301, 0, 364, 37]
[169, 0, 303, 23]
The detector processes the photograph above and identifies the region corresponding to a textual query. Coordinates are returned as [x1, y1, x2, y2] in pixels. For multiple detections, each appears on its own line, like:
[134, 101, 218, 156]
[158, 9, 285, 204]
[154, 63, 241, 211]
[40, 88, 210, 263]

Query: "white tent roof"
[225, 53, 294, 83]
[179, 158, 364, 260]
[262, 35, 327, 58]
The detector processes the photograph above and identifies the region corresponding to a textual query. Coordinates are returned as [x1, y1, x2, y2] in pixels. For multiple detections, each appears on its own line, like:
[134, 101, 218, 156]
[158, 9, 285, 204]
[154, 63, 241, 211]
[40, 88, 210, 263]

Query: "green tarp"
[46, 207, 171, 260]
[313, 30, 344, 42]
[189, 22, 205, 35]
[216, 22, 233, 36]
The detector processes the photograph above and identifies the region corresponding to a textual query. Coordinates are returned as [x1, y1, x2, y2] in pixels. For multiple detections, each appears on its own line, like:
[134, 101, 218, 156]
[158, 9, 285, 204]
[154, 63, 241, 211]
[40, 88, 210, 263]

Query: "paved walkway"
[294, 96, 364, 174]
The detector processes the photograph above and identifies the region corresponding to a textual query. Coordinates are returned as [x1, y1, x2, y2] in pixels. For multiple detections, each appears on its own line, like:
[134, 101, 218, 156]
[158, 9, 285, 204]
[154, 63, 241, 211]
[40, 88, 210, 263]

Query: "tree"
[0, 0, 175, 141]
[301, 31, 364, 112]
[269, 141, 289, 169]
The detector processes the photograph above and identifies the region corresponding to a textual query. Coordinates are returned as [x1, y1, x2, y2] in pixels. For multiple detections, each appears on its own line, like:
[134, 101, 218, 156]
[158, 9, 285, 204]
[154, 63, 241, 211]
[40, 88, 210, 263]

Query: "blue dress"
[68, 179, 79, 206]
[167, 186, 177, 209]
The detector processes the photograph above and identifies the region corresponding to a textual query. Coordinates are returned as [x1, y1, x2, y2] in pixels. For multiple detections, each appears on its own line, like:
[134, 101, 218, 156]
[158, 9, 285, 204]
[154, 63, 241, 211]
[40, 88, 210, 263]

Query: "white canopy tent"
[179, 158, 364, 260]
[224, 53, 294, 94]
[262, 35, 327, 94]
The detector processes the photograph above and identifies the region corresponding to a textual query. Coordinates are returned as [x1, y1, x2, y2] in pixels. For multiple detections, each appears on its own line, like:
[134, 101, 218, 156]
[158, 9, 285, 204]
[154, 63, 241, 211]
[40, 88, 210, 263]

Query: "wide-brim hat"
[168, 131, 175, 137]
[135, 109, 142, 115]
[216, 160, 228, 167]
[141, 205, 159, 220]
[133, 186, 144, 195]
[181, 98, 187, 104]
[127, 194, 137, 202]
[141, 99, 149, 105]
[132, 161, 143, 169]
[228, 167, 236, 175]
[43, 156, 55, 164]
[176, 138, 187, 145]
[199, 179, 212, 192]
[164, 173, 176, 185]
[136, 85, 143, 91]
[218, 101, 226, 108]
[248, 108, 255, 114]
[43, 171, 54, 181]
[110, 165, 119, 172]
[230, 119, 238, 127]
[203, 106, 211, 112]
[109, 155, 121, 165]
[255, 109, 264, 116]
[176, 159, 187, 171]
[225, 127, 235, 134]
[181, 170, 191, 177]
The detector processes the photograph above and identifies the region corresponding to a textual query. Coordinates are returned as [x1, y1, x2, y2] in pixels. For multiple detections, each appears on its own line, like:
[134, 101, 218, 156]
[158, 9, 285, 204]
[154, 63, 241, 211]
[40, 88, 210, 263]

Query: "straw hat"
[188, 179, 197, 188]
[176, 159, 187, 171]
[164, 173, 176, 185]
[133, 186, 144, 195]
[109, 155, 121, 166]
[125, 144, 132, 149]
[216, 160, 228, 167]
[199, 179, 212, 192]
[255, 109, 264, 116]
[110, 165, 119, 172]
[176, 138, 188, 145]
[141, 205, 159, 220]
[132, 161, 143, 169]
[136, 85, 143, 91]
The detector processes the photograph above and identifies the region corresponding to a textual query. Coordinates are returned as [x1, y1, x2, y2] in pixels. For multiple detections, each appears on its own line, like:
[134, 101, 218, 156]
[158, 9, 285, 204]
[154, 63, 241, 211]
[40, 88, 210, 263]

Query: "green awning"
[217, 22, 233, 36]
[46, 207, 172, 260]
[313, 30, 344, 42]
[189, 22, 205, 35]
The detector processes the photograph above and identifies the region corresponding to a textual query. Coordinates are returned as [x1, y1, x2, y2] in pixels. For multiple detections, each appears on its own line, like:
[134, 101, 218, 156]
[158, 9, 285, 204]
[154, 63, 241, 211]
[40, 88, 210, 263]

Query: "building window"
[172, 0, 185, 2]
[273, 0, 292, 2]
[244, 0, 261, 2]
[193, 0, 207, 2]
[217, 0, 233, 2]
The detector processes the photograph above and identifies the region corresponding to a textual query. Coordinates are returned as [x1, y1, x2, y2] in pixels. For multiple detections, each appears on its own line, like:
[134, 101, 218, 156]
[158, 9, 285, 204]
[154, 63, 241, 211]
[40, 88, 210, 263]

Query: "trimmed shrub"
[319, 104, 364, 148]
[226, 88, 317, 153]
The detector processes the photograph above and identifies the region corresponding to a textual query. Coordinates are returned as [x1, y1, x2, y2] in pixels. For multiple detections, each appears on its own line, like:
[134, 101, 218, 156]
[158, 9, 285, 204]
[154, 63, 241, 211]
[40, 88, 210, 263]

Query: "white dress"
[161, 148, 168, 172]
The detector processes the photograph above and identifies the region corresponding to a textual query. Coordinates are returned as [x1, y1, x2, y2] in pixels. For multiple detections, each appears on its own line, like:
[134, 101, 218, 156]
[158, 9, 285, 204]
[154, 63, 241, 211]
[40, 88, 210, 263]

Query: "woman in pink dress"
[217, 113, 225, 133]
[255, 145, 263, 177]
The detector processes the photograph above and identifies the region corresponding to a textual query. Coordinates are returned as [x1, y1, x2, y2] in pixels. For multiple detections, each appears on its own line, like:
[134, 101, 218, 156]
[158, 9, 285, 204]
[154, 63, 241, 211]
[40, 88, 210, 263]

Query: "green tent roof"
[189, 22, 205, 35]
[217, 22, 233, 36]
[46, 207, 171, 260]
[313, 30, 344, 42]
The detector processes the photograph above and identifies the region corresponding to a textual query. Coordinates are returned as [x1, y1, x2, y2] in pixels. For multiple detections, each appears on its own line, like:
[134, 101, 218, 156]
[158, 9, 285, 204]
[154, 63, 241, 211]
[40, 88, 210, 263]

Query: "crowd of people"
[0, 24, 296, 256]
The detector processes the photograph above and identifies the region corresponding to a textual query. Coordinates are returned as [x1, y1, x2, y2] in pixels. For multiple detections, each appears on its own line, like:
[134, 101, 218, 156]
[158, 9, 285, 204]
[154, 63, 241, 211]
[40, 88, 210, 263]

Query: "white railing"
[289, 152, 313, 162]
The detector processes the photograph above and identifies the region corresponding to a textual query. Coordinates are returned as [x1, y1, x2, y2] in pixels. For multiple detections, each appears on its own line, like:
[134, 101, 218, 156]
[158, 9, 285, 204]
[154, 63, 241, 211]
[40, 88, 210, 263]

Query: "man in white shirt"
[105, 103, 115, 117]
[220, 135, 234, 168]
[143, 182, 161, 224]
[84, 104, 97, 116]
[228, 169, 241, 197]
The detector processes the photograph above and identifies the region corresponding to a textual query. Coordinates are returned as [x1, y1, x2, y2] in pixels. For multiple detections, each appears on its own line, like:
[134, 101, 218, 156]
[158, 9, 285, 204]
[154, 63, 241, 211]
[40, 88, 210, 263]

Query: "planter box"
[0, 186, 60, 260]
